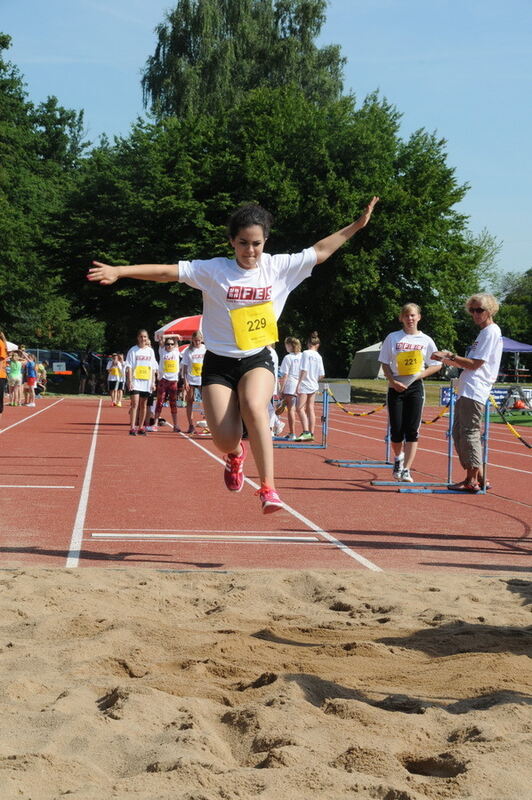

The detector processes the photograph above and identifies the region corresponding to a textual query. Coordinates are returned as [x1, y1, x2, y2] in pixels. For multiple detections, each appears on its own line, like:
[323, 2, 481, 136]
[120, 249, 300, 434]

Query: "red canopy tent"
[154, 315, 203, 343]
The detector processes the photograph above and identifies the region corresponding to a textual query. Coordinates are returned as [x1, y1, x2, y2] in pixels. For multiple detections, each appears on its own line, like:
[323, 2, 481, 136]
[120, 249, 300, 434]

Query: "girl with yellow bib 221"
[379, 303, 442, 482]
[88, 197, 379, 514]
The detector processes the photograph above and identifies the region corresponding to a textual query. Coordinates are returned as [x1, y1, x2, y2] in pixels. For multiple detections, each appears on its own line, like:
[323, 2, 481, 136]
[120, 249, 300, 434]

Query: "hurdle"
[371, 382, 455, 489]
[325, 422, 392, 468]
[274, 384, 329, 449]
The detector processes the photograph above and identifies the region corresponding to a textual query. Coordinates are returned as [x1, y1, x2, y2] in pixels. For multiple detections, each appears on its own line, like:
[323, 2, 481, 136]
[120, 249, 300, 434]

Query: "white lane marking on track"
[328, 425, 532, 476]
[183, 435, 383, 572]
[91, 533, 318, 542]
[0, 399, 64, 434]
[88, 528, 313, 533]
[66, 399, 102, 568]
[0, 484, 74, 489]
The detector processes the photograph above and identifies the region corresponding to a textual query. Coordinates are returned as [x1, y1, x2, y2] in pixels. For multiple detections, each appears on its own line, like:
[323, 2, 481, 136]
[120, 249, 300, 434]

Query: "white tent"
[348, 342, 384, 379]
[6, 341, 18, 352]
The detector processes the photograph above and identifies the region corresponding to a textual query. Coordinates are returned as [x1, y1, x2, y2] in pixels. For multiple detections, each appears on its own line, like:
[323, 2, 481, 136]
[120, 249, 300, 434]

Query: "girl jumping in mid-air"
[88, 196, 379, 513]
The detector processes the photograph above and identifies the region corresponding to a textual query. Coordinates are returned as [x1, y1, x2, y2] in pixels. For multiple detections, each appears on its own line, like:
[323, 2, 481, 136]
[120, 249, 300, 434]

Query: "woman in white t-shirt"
[181, 330, 206, 434]
[88, 196, 379, 513]
[279, 336, 302, 440]
[296, 332, 325, 441]
[125, 329, 158, 436]
[379, 303, 442, 482]
[433, 293, 503, 492]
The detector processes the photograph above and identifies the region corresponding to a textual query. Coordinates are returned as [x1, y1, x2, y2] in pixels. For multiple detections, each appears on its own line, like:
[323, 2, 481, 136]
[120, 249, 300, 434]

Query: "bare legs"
[285, 395, 297, 436]
[202, 368, 275, 488]
[297, 392, 316, 435]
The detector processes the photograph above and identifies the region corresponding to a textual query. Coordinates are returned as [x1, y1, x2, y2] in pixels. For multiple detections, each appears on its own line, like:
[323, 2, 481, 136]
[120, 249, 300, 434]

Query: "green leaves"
[142, 0, 344, 118]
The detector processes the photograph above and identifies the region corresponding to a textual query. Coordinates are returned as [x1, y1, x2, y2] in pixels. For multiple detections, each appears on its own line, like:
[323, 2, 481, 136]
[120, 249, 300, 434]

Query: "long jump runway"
[0, 397, 530, 573]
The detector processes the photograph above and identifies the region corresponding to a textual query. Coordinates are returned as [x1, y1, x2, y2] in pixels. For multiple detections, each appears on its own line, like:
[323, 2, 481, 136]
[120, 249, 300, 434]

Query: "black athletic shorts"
[202, 347, 275, 392]
[129, 390, 151, 398]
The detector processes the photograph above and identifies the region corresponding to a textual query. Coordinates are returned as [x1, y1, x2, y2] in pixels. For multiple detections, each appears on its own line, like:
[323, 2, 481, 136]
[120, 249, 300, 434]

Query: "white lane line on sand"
[183, 435, 383, 572]
[66, 399, 102, 568]
[0, 399, 64, 434]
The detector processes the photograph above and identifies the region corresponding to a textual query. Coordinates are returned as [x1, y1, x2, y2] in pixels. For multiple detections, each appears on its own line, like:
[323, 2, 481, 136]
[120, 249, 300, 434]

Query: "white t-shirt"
[456, 323, 503, 403]
[158, 345, 181, 381]
[379, 330, 440, 387]
[177, 248, 317, 357]
[181, 344, 206, 386]
[298, 349, 325, 394]
[106, 360, 126, 383]
[279, 352, 302, 395]
[268, 345, 279, 395]
[125, 345, 158, 392]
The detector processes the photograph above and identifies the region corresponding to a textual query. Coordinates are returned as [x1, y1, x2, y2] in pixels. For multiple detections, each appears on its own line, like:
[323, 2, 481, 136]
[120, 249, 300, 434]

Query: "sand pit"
[0, 568, 531, 799]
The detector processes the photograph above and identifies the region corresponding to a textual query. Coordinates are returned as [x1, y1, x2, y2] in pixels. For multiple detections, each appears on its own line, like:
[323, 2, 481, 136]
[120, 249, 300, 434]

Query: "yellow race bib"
[191, 361, 203, 377]
[110, 367, 119, 377]
[396, 350, 423, 376]
[164, 359, 178, 374]
[134, 364, 151, 381]
[229, 301, 278, 351]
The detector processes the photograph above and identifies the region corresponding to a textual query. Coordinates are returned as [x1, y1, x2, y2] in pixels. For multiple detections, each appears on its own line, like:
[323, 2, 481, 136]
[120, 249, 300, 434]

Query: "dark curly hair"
[227, 204, 274, 239]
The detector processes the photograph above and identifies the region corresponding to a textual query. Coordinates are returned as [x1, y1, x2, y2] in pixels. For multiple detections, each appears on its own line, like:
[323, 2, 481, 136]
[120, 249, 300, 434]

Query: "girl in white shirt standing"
[296, 332, 325, 441]
[378, 303, 442, 481]
[125, 329, 158, 436]
[88, 196, 379, 513]
[181, 330, 206, 434]
[150, 336, 182, 432]
[279, 336, 302, 440]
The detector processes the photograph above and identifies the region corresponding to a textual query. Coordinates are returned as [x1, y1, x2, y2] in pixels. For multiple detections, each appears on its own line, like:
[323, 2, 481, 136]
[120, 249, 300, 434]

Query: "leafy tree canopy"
[142, 0, 345, 117]
[59, 86, 497, 371]
[0, 34, 102, 351]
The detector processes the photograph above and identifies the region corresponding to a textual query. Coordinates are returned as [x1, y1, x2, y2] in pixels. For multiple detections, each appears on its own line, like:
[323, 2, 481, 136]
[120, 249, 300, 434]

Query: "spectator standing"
[378, 303, 442, 482]
[181, 331, 206, 434]
[0, 330, 8, 423]
[433, 293, 503, 492]
[125, 330, 158, 436]
[278, 336, 302, 440]
[296, 332, 325, 441]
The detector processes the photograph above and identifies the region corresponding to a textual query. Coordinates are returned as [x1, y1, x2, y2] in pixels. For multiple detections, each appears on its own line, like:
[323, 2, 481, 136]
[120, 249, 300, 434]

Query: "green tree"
[62, 86, 494, 372]
[496, 269, 532, 343]
[0, 34, 97, 350]
[142, 0, 345, 117]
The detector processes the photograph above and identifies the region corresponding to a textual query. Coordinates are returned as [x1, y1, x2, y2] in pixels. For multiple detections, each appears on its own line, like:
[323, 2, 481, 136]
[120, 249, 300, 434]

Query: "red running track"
[0, 397, 530, 573]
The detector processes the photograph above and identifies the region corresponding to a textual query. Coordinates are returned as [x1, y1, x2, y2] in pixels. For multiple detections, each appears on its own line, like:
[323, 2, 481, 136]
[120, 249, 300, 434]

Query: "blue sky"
[2, 0, 530, 277]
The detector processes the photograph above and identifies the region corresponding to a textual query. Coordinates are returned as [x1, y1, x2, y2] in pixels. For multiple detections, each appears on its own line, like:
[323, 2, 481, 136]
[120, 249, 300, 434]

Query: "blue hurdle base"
[398, 487, 488, 495]
[371, 480, 449, 487]
[326, 459, 392, 468]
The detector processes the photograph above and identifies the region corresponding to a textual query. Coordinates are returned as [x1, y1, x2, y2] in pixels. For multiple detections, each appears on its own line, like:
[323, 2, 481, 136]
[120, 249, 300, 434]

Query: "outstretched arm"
[313, 196, 379, 265]
[87, 261, 179, 285]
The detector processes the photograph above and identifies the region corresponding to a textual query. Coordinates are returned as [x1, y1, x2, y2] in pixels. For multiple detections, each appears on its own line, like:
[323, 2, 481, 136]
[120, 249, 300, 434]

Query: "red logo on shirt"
[396, 343, 423, 351]
[226, 286, 272, 302]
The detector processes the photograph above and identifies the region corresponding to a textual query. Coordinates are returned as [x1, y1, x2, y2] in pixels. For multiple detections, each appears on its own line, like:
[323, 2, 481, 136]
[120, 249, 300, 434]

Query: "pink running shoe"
[224, 441, 247, 492]
[256, 486, 284, 514]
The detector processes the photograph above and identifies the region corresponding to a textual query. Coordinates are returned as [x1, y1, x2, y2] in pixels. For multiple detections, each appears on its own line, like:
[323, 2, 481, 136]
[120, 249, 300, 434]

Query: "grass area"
[346, 379, 532, 408]
[490, 410, 532, 427]
[346, 378, 446, 406]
